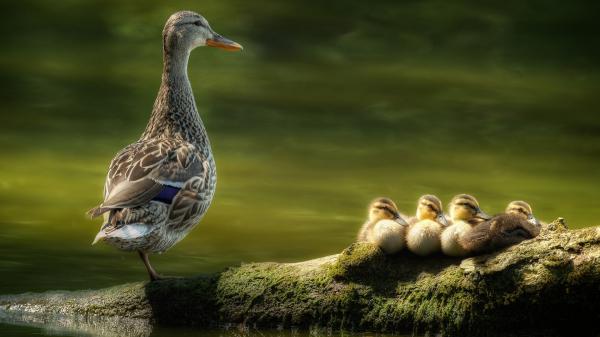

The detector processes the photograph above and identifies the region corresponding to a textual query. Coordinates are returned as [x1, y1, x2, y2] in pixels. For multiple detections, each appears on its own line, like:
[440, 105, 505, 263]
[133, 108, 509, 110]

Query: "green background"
[0, 1, 599, 334]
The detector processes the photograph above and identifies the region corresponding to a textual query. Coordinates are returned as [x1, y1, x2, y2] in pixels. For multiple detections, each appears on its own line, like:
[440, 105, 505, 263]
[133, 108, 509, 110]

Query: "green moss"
[1, 219, 600, 336]
[327, 242, 385, 281]
[214, 259, 368, 330]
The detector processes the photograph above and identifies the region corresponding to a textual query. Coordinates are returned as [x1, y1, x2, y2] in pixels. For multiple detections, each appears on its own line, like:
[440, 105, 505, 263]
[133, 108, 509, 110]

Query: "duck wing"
[167, 176, 213, 230]
[88, 138, 207, 218]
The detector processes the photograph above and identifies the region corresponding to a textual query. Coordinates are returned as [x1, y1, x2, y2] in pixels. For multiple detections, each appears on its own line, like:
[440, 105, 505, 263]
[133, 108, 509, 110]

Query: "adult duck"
[88, 11, 242, 280]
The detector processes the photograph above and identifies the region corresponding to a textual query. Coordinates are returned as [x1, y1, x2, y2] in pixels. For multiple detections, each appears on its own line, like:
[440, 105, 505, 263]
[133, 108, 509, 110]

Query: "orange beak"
[206, 33, 243, 52]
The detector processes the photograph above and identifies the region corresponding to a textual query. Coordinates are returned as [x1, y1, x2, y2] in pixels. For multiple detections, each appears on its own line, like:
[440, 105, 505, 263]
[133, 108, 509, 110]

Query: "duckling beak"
[475, 208, 492, 221]
[206, 33, 243, 51]
[527, 214, 541, 226]
[394, 216, 409, 226]
[436, 212, 449, 226]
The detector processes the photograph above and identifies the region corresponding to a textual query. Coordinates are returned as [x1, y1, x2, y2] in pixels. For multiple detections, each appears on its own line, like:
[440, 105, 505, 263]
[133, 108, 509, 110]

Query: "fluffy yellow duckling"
[406, 195, 448, 256]
[441, 194, 491, 256]
[460, 200, 541, 254]
[357, 197, 409, 254]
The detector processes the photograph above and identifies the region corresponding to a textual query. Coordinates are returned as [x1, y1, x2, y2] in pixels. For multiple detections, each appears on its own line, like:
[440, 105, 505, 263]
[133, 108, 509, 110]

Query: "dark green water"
[1, 0, 599, 336]
[0, 323, 395, 337]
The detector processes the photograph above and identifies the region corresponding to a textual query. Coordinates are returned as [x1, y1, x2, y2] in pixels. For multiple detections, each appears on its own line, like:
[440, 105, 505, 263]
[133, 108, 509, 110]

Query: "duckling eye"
[458, 203, 477, 211]
[194, 20, 204, 27]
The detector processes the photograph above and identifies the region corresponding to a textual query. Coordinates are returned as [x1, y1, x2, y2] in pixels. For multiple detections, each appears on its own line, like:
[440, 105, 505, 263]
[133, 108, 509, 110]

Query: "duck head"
[416, 194, 448, 226]
[506, 200, 540, 226]
[448, 194, 491, 224]
[163, 11, 243, 54]
[368, 197, 408, 225]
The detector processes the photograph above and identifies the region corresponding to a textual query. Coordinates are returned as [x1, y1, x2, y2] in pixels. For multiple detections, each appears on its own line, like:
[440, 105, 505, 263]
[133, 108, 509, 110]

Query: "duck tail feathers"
[87, 205, 110, 219]
[92, 230, 106, 245]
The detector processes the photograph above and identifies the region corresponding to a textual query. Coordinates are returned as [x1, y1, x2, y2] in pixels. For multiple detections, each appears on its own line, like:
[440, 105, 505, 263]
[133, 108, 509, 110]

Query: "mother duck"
[88, 11, 242, 280]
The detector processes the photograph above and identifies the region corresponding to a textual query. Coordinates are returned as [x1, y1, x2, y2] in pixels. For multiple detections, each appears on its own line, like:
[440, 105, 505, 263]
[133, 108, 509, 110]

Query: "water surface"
[1, 1, 599, 336]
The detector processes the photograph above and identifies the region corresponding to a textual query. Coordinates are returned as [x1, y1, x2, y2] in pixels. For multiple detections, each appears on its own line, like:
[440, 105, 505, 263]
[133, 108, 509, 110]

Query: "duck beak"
[206, 33, 243, 51]
[527, 214, 541, 226]
[475, 208, 492, 221]
[436, 212, 449, 226]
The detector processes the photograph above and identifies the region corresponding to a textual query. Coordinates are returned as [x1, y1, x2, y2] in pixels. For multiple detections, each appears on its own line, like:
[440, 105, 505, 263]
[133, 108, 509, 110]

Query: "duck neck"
[142, 44, 211, 153]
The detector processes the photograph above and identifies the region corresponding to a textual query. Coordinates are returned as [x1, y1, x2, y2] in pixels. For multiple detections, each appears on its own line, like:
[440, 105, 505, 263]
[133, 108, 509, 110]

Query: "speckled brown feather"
[87, 139, 208, 218]
[89, 11, 220, 255]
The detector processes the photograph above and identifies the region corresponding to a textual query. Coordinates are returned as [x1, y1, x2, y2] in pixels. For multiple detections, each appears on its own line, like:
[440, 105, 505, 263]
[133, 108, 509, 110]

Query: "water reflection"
[0, 311, 401, 337]
[0, 310, 152, 337]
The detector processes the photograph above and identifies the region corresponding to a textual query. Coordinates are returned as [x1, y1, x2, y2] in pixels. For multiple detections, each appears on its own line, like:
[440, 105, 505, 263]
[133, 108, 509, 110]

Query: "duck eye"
[194, 20, 203, 27]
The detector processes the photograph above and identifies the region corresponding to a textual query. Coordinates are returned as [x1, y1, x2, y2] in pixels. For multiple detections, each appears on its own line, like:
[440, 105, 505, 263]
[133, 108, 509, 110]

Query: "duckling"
[505, 200, 543, 228]
[357, 197, 409, 254]
[441, 194, 491, 256]
[405, 195, 448, 256]
[460, 200, 540, 254]
[357, 197, 398, 241]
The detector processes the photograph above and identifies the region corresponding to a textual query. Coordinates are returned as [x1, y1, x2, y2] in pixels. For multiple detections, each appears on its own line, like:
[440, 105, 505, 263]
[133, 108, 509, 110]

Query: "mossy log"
[1, 219, 599, 337]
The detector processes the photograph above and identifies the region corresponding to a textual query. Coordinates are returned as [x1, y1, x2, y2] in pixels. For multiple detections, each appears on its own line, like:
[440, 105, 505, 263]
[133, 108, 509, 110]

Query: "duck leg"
[138, 250, 163, 281]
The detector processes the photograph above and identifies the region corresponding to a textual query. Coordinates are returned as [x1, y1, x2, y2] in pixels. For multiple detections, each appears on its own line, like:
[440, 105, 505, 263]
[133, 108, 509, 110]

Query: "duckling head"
[448, 194, 491, 223]
[506, 200, 540, 226]
[163, 11, 242, 54]
[416, 194, 448, 226]
[368, 197, 408, 225]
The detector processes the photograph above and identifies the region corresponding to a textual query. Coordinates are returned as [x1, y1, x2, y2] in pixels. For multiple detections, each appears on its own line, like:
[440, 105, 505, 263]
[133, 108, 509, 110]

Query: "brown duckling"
[441, 194, 491, 256]
[460, 200, 540, 254]
[357, 197, 409, 254]
[505, 200, 543, 228]
[406, 195, 448, 256]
